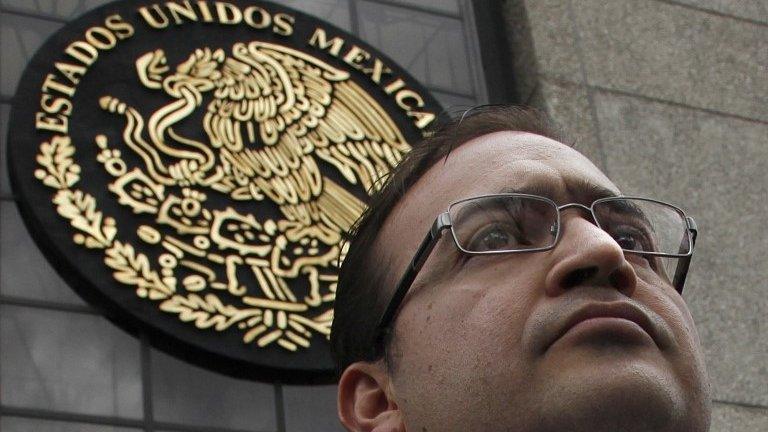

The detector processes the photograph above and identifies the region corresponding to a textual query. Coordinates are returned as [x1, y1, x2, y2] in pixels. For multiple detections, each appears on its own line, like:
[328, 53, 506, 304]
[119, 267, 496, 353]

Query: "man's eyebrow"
[569, 180, 620, 203]
[497, 180, 619, 203]
[497, 183, 557, 200]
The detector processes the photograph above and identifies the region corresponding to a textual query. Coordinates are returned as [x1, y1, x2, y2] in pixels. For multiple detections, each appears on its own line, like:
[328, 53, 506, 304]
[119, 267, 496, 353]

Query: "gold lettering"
[308, 27, 344, 57]
[363, 58, 391, 84]
[138, 5, 170, 29]
[105, 14, 134, 39]
[393, 89, 435, 129]
[273, 13, 294, 36]
[54, 62, 87, 86]
[383, 78, 405, 95]
[35, 112, 68, 133]
[42, 73, 76, 97]
[243, 6, 270, 29]
[197, 0, 214, 22]
[167, 1, 198, 24]
[40, 94, 72, 116]
[215, 2, 242, 24]
[395, 89, 423, 111]
[65, 41, 98, 66]
[342, 45, 370, 70]
[410, 110, 436, 129]
[85, 26, 117, 50]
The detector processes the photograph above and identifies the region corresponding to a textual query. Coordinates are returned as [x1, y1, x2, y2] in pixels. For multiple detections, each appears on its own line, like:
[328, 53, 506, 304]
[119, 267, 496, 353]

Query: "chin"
[534, 358, 708, 432]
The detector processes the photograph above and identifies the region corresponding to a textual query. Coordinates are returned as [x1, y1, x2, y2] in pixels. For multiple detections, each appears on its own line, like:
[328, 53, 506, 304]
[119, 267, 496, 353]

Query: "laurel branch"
[34, 135, 79, 189]
[35, 134, 327, 350]
[160, 293, 261, 330]
[104, 241, 173, 299]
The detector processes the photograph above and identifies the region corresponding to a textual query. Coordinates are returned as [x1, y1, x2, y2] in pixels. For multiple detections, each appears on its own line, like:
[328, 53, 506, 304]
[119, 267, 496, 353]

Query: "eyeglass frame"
[374, 193, 698, 347]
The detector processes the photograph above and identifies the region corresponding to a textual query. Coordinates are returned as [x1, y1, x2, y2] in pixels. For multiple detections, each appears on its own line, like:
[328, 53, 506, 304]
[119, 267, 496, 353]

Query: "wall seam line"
[713, 399, 768, 410]
[538, 73, 768, 126]
[651, 0, 768, 28]
[588, 84, 768, 125]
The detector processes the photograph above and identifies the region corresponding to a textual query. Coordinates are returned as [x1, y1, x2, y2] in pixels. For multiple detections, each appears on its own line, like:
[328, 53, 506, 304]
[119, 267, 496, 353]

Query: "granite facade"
[505, 0, 768, 429]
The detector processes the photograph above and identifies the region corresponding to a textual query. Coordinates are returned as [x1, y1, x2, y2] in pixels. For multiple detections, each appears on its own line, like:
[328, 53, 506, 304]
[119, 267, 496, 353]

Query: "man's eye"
[611, 226, 653, 253]
[614, 233, 640, 250]
[466, 224, 529, 252]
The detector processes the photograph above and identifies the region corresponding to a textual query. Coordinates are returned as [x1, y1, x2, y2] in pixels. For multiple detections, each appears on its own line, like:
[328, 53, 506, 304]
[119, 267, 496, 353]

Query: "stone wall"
[503, 0, 768, 429]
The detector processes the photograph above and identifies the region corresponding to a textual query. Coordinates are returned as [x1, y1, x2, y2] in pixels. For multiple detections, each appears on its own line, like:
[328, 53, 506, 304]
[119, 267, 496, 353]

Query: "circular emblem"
[7, 0, 440, 382]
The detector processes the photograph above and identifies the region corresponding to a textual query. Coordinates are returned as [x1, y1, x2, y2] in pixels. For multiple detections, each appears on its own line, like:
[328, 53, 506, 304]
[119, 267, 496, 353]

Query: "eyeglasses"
[374, 194, 698, 345]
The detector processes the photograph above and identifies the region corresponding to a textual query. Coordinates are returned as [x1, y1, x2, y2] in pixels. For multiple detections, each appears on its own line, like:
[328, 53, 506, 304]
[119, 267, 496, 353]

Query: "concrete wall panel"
[594, 90, 768, 407]
[506, 0, 768, 422]
[572, 0, 768, 121]
[711, 402, 768, 432]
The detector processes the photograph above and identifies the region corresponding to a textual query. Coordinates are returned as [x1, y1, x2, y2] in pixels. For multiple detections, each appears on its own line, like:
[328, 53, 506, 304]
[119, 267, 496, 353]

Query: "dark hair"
[330, 105, 568, 375]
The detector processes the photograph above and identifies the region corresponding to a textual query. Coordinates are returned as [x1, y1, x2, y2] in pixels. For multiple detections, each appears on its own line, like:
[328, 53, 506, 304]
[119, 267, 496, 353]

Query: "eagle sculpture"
[100, 41, 410, 277]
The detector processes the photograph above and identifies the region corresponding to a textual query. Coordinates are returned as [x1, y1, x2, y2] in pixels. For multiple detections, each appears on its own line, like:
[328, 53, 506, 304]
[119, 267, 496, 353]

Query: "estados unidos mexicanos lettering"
[35, 14, 134, 134]
[309, 28, 436, 131]
[137, 1, 295, 35]
[35, 2, 435, 138]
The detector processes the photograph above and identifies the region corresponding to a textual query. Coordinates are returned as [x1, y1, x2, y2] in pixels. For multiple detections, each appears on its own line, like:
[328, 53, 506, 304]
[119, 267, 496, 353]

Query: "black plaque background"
[7, 0, 442, 383]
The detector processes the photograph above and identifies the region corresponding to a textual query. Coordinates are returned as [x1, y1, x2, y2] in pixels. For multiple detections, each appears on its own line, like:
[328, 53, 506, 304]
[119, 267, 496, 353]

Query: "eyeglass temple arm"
[672, 216, 698, 293]
[375, 212, 451, 344]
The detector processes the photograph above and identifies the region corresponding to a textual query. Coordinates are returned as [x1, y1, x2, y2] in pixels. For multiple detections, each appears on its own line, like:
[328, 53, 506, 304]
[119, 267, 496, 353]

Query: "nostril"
[561, 266, 598, 289]
[608, 263, 637, 293]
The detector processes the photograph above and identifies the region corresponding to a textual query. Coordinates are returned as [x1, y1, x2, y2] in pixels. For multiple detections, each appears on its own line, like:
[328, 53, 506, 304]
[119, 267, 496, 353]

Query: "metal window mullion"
[0, 6, 68, 24]
[0, 406, 278, 432]
[273, 384, 286, 432]
[460, 0, 488, 103]
[0, 295, 97, 314]
[141, 334, 154, 432]
[0, 406, 146, 429]
[371, 0, 463, 20]
[349, 0, 361, 36]
[426, 85, 475, 99]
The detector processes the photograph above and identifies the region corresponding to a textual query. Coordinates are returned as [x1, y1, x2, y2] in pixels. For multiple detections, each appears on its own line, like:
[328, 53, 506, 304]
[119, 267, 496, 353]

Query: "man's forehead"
[408, 131, 618, 208]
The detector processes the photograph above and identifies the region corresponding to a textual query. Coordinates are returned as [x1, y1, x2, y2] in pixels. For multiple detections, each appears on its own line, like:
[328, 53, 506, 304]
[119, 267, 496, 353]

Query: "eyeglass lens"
[592, 199, 690, 256]
[448, 195, 689, 256]
[449, 196, 559, 252]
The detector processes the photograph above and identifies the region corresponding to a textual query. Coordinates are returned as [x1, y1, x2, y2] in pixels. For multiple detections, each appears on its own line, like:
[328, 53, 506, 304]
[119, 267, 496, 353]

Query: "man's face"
[376, 132, 710, 432]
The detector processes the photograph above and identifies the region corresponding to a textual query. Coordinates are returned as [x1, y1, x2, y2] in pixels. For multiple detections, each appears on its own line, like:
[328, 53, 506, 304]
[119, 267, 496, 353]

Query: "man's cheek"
[639, 283, 697, 351]
[454, 290, 534, 369]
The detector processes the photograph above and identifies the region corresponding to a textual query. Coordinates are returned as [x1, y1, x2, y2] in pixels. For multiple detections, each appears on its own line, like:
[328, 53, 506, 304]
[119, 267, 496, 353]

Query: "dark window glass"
[0, 305, 143, 417]
[151, 349, 277, 431]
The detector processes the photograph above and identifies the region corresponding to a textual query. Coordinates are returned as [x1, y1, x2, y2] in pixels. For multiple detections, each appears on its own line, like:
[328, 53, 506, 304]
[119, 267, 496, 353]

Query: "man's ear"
[337, 361, 404, 432]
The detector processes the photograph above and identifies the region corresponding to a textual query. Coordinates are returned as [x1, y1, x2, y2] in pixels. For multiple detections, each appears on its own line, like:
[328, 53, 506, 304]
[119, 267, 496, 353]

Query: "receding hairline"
[381, 130, 583, 220]
[438, 130, 583, 164]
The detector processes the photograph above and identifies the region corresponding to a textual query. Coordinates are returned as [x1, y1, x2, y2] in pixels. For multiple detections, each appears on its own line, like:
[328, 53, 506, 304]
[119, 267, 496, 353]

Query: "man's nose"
[544, 213, 637, 297]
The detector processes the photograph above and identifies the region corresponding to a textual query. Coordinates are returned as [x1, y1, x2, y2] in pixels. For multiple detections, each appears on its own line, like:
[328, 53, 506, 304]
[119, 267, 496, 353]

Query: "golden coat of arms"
[8, 0, 439, 381]
[93, 40, 411, 351]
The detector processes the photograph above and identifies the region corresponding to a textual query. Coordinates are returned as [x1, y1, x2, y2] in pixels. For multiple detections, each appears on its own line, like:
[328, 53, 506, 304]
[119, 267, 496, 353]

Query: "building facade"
[1, 0, 766, 431]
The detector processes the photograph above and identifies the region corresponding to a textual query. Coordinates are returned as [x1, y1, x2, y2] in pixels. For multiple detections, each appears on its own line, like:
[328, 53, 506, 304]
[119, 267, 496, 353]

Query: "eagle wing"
[205, 41, 411, 194]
